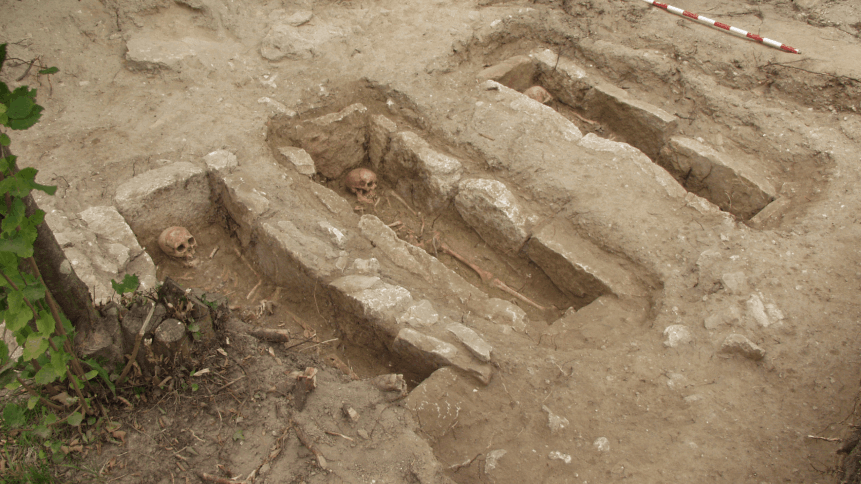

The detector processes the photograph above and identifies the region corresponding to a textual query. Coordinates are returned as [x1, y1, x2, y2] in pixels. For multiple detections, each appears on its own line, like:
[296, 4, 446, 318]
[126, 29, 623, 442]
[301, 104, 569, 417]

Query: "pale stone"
[203, 149, 238, 173]
[720, 334, 766, 361]
[285, 103, 368, 179]
[277, 146, 316, 176]
[397, 300, 440, 328]
[542, 405, 569, 434]
[658, 136, 775, 219]
[476, 55, 536, 92]
[721, 272, 748, 294]
[593, 437, 610, 452]
[583, 82, 678, 159]
[455, 178, 530, 253]
[663, 324, 692, 348]
[369, 115, 398, 169]
[447, 322, 492, 362]
[485, 449, 508, 473]
[383, 131, 463, 213]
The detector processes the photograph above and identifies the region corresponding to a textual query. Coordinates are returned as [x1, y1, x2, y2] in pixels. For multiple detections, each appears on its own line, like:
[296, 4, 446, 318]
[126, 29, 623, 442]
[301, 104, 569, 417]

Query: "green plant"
[0, 42, 103, 480]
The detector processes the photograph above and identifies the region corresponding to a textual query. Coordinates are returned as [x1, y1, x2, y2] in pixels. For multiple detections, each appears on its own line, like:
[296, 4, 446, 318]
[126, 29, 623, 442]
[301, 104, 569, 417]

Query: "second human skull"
[158, 226, 197, 259]
[345, 168, 378, 196]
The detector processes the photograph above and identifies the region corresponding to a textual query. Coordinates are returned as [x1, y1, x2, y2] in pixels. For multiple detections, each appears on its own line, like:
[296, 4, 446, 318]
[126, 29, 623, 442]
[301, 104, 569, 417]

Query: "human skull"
[158, 226, 197, 259]
[345, 168, 378, 197]
[523, 85, 553, 104]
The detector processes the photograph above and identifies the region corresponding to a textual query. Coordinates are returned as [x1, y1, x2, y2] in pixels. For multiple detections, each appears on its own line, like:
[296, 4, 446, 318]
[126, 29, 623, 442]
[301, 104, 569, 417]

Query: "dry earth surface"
[4, 0, 861, 482]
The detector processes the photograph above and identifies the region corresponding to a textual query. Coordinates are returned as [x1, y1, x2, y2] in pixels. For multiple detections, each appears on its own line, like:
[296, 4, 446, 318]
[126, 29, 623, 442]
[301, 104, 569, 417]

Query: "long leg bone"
[433, 235, 546, 311]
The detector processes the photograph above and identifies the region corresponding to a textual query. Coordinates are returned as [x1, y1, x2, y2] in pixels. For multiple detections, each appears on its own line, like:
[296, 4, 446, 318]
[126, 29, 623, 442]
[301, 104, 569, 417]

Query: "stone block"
[476, 55, 536, 92]
[259, 220, 344, 279]
[721, 271, 748, 294]
[76, 206, 158, 299]
[397, 300, 440, 328]
[446, 322, 492, 362]
[125, 34, 196, 71]
[277, 146, 316, 176]
[527, 217, 647, 302]
[216, 171, 271, 247]
[531, 49, 591, 107]
[582, 82, 678, 159]
[658, 136, 775, 219]
[454, 178, 531, 253]
[483, 298, 527, 331]
[369, 115, 398, 169]
[259, 23, 319, 61]
[747, 196, 791, 229]
[393, 328, 492, 384]
[383, 132, 463, 213]
[330, 276, 413, 322]
[286, 103, 368, 179]
[203, 149, 238, 174]
[114, 162, 211, 245]
[720, 334, 765, 361]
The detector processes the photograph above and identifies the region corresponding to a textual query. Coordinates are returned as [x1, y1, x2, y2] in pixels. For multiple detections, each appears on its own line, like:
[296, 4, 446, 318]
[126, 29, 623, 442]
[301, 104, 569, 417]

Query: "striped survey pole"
[641, 0, 801, 54]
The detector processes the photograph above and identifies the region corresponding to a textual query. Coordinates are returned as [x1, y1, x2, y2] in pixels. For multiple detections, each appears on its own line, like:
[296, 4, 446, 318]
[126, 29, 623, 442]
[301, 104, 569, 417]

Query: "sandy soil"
[4, 0, 861, 482]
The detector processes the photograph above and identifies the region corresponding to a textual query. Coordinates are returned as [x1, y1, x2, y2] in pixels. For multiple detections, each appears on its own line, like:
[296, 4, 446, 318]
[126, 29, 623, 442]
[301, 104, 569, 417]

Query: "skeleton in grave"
[158, 226, 197, 259]
[345, 167, 378, 204]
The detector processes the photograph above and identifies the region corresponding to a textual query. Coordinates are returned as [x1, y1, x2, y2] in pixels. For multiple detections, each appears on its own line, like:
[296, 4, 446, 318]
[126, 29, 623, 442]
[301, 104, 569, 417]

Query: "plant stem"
[15, 376, 63, 411]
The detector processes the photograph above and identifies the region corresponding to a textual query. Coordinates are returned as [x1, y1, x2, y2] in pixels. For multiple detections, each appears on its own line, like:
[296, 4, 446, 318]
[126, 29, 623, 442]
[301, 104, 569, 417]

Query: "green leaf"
[67, 411, 83, 427]
[8, 105, 42, 130]
[0, 340, 7, 364]
[111, 274, 140, 295]
[35, 310, 54, 335]
[5, 290, 33, 332]
[34, 365, 58, 385]
[33, 424, 51, 439]
[2, 402, 25, 428]
[84, 370, 98, 381]
[38, 67, 59, 75]
[7, 95, 35, 120]
[0, 113, 7, 126]
[0, 235, 34, 258]
[83, 358, 115, 395]
[22, 335, 48, 361]
[27, 395, 40, 410]
[1, 197, 24, 235]
[44, 412, 58, 425]
[0, 133, 9, 146]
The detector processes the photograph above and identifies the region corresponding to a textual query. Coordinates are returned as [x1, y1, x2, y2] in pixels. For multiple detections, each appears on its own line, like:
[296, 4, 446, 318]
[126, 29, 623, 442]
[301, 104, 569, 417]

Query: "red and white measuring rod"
[641, 0, 800, 54]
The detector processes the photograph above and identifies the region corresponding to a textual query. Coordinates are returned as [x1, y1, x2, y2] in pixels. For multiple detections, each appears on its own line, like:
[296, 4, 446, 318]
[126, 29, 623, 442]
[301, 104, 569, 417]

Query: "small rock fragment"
[357, 428, 369, 440]
[485, 449, 507, 473]
[548, 451, 572, 464]
[663, 324, 692, 348]
[542, 405, 569, 434]
[371, 374, 407, 396]
[342, 404, 359, 422]
[721, 271, 748, 294]
[720, 334, 766, 361]
[594, 437, 610, 452]
[447, 323, 493, 362]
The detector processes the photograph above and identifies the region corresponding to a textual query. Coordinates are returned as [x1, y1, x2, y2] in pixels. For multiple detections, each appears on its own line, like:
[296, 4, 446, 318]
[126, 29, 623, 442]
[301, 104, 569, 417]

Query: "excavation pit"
[478, 49, 783, 221]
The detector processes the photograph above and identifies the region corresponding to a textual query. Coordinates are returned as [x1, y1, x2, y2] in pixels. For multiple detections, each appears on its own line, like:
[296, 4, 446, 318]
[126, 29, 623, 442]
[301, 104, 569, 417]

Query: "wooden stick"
[292, 418, 327, 469]
[117, 302, 157, 386]
[194, 471, 237, 484]
[248, 329, 291, 343]
[325, 430, 354, 441]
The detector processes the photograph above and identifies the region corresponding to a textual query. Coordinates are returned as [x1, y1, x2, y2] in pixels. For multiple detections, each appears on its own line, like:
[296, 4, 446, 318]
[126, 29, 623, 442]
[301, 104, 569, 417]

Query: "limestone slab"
[286, 103, 368, 179]
[582, 81, 678, 160]
[114, 162, 211, 244]
[476, 55, 536, 92]
[383, 131, 463, 213]
[454, 178, 531, 253]
[658, 136, 775, 219]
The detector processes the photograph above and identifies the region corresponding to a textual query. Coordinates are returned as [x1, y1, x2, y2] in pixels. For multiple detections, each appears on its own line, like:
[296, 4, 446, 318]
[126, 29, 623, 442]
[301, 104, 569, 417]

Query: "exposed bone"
[434, 234, 547, 311]
[326, 353, 360, 380]
[249, 328, 291, 343]
[158, 226, 197, 259]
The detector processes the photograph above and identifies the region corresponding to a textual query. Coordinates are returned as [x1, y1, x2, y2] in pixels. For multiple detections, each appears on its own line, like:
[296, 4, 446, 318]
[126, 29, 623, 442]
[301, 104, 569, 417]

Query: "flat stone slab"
[527, 217, 649, 302]
[383, 131, 463, 213]
[393, 328, 491, 384]
[114, 161, 211, 244]
[369, 114, 398, 169]
[476, 55, 536, 92]
[530, 49, 591, 107]
[283, 103, 368, 179]
[658, 136, 776, 219]
[582, 81, 678, 160]
[720, 334, 766, 361]
[276, 146, 316, 177]
[446, 322, 492, 362]
[454, 178, 531, 253]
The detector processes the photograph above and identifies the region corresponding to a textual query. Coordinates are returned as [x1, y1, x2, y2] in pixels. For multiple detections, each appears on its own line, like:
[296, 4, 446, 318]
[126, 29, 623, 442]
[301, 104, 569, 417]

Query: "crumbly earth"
[4, 0, 861, 482]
